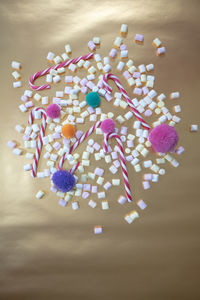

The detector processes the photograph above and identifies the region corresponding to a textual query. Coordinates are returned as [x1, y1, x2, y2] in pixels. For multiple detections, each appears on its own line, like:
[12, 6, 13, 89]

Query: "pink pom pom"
[101, 119, 115, 133]
[46, 104, 61, 119]
[149, 124, 179, 153]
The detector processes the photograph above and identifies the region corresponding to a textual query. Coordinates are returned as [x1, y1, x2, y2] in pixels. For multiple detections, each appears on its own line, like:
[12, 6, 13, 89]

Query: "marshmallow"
[156, 47, 166, 56]
[152, 38, 162, 48]
[13, 148, 22, 156]
[189, 124, 198, 132]
[137, 199, 147, 210]
[135, 34, 144, 43]
[12, 71, 21, 80]
[98, 192, 105, 199]
[120, 24, 128, 36]
[94, 226, 103, 234]
[53, 56, 62, 64]
[93, 37, 100, 44]
[11, 61, 21, 70]
[65, 44, 72, 54]
[117, 61, 125, 71]
[146, 64, 154, 72]
[46, 52, 55, 61]
[36, 190, 45, 199]
[114, 37, 123, 48]
[88, 200, 97, 208]
[170, 92, 180, 100]
[13, 81, 22, 88]
[118, 196, 127, 205]
[72, 201, 79, 210]
[101, 200, 109, 210]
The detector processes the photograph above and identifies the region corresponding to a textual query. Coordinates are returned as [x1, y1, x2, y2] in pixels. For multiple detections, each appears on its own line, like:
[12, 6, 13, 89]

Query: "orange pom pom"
[61, 124, 76, 139]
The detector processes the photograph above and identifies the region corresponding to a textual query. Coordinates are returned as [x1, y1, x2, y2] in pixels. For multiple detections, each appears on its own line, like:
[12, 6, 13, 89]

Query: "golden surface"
[1, 0, 200, 299]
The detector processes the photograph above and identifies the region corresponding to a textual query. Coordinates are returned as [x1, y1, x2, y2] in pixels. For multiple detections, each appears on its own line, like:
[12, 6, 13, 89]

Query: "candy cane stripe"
[29, 107, 47, 177]
[103, 73, 151, 130]
[29, 53, 94, 91]
[104, 132, 132, 202]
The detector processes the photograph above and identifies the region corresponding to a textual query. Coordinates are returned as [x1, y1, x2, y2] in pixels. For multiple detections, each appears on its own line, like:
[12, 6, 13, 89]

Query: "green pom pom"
[86, 92, 101, 108]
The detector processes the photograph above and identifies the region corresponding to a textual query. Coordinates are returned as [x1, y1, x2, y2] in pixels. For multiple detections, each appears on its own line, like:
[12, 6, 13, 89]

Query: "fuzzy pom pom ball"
[46, 104, 61, 119]
[61, 124, 76, 139]
[86, 92, 101, 107]
[101, 119, 116, 133]
[149, 124, 179, 153]
[52, 170, 76, 193]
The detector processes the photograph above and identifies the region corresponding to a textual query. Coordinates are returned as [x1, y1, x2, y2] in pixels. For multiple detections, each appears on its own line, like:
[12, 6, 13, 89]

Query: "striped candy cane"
[29, 52, 94, 91]
[58, 121, 102, 169]
[69, 161, 80, 174]
[104, 132, 132, 202]
[28, 107, 47, 177]
[103, 73, 151, 130]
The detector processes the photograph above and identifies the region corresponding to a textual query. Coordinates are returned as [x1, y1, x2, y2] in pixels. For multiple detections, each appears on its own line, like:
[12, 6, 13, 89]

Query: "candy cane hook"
[29, 52, 94, 91]
[104, 132, 133, 202]
[103, 73, 151, 130]
[58, 121, 102, 170]
[28, 107, 47, 177]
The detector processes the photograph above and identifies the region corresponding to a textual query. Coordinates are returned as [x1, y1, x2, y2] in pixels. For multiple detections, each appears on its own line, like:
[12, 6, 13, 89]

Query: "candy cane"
[58, 121, 102, 169]
[28, 107, 47, 177]
[29, 52, 94, 91]
[103, 73, 151, 130]
[69, 161, 80, 174]
[104, 132, 132, 202]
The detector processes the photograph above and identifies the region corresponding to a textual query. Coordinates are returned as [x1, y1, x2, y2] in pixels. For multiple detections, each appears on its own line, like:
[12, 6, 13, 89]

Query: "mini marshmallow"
[143, 160, 152, 168]
[88, 200, 97, 208]
[156, 47, 166, 56]
[150, 164, 160, 173]
[135, 34, 144, 43]
[138, 64, 146, 73]
[114, 37, 123, 48]
[94, 226, 103, 235]
[109, 48, 117, 58]
[13, 148, 22, 156]
[65, 44, 72, 54]
[36, 190, 45, 199]
[112, 179, 120, 186]
[11, 61, 21, 70]
[93, 36, 100, 44]
[12, 71, 21, 80]
[98, 192, 105, 199]
[121, 50, 128, 59]
[88, 40, 96, 51]
[102, 200, 109, 210]
[142, 181, 150, 190]
[116, 115, 125, 124]
[15, 124, 24, 133]
[170, 92, 180, 100]
[53, 56, 62, 64]
[134, 164, 141, 172]
[152, 38, 162, 48]
[189, 124, 198, 132]
[7, 140, 16, 149]
[170, 159, 179, 168]
[117, 61, 125, 71]
[120, 24, 128, 36]
[118, 196, 127, 205]
[59, 199, 67, 207]
[46, 52, 55, 61]
[53, 75, 61, 83]
[137, 199, 147, 210]
[72, 201, 79, 210]
[13, 81, 22, 88]
[146, 64, 154, 72]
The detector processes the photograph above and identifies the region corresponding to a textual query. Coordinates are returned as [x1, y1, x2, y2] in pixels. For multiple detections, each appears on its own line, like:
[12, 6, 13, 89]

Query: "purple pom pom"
[46, 104, 61, 119]
[100, 119, 115, 133]
[52, 170, 76, 193]
[149, 124, 179, 153]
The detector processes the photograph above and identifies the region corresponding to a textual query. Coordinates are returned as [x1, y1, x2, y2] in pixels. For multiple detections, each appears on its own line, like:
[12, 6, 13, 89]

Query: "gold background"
[1, 0, 200, 299]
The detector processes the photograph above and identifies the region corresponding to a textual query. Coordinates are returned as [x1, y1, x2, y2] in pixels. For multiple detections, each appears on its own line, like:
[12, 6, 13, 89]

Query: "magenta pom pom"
[149, 124, 179, 153]
[46, 104, 61, 119]
[52, 170, 76, 193]
[100, 119, 115, 133]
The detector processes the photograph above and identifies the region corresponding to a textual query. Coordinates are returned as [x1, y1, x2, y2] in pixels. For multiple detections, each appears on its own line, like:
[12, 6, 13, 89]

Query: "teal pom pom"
[86, 92, 101, 108]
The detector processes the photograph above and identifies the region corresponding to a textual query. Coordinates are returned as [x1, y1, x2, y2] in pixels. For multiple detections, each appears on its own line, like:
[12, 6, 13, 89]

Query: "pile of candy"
[8, 24, 198, 234]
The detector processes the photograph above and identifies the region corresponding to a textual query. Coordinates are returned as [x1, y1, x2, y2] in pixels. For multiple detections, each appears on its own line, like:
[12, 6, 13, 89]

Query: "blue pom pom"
[86, 92, 101, 107]
[52, 170, 76, 193]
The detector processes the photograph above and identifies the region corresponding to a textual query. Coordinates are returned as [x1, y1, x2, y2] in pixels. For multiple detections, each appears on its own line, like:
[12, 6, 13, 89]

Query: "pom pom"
[52, 170, 76, 193]
[86, 92, 101, 107]
[46, 104, 61, 119]
[61, 124, 76, 139]
[101, 119, 115, 133]
[149, 124, 179, 153]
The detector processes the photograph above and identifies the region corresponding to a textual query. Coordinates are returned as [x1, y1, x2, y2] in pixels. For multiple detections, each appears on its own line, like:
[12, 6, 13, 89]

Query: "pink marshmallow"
[25, 101, 34, 108]
[126, 155, 133, 161]
[94, 167, 104, 176]
[144, 109, 152, 117]
[88, 41, 96, 51]
[87, 81, 95, 90]
[104, 182, 112, 190]
[91, 186, 98, 193]
[65, 76, 73, 83]
[7, 140, 16, 149]
[123, 70, 131, 80]
[53, 132, 61, 139]
[133, 88, 142, 95]
[133, 72, 141, 79]
[127, 140, 134, 148]
[83, 184, 91, 191]
[93, 142, 101, 151]
[142, 181, 150, 190]
[75, 130, 83, 139]
[111, 151, 118, 160]
[109, 48, 117, 58]
[82, 191, 90, 199]
[135, 33, 144, 42]
[52, 97, 61, 104]
[113, 160, 120, 168]
[87, 107, 95, 114]
[120, 126, 128, 135]
[142, 86, 149, 95]
[80, 78, 88, 86]
[120, 44, 127, 51]
[21, 95, 28, 102]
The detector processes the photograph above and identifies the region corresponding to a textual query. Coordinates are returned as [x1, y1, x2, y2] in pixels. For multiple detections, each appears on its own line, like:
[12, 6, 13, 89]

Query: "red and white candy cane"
[58, 121, 102, 169]
[29, 52, 94, 91]
[69, 161, 80, 174]
[104, 132, 133, 202]
[103, 73, 151, 130]
[28, 107, 47, 177]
